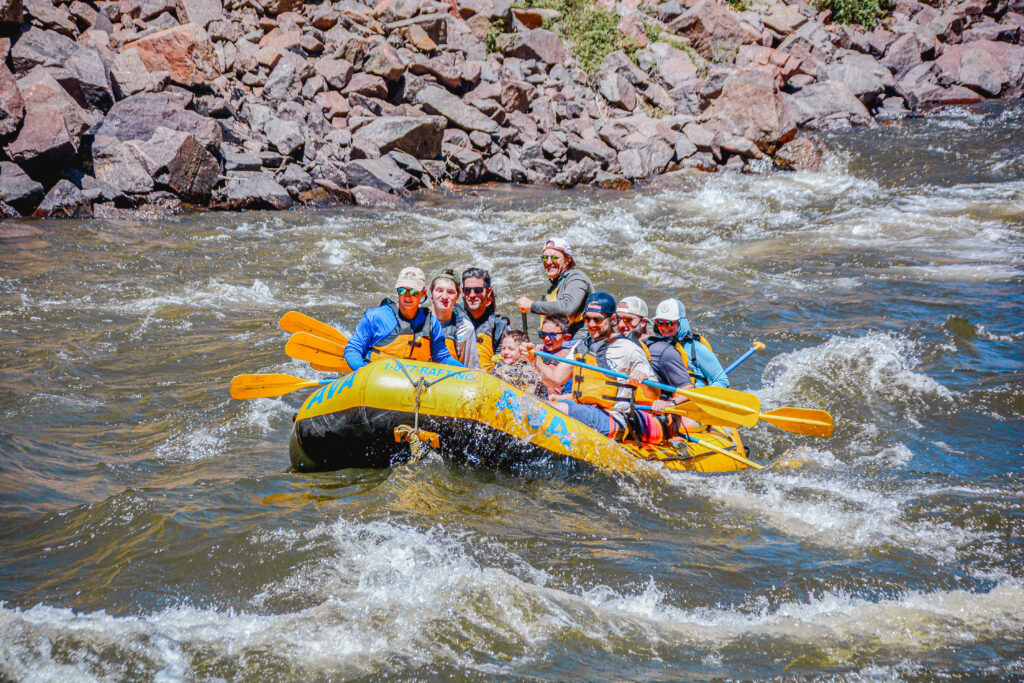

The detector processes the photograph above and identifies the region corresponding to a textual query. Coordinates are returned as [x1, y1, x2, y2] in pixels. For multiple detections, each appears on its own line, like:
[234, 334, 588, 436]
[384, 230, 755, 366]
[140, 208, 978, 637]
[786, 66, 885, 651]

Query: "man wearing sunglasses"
[343, 267, 467, 371]
[460, 267, 509, 373]
[616, 296, 649, 344]
[546, 293, 660, 440]
[515, 237, 594, 338]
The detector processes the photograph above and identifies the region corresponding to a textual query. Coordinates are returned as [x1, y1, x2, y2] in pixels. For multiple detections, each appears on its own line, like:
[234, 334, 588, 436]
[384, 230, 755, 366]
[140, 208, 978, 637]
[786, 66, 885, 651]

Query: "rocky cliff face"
[0, 0, 1021, 217]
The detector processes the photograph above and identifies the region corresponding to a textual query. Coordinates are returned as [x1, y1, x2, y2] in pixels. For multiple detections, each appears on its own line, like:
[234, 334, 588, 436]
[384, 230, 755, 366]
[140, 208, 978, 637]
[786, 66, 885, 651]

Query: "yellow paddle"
[659, 404, 834, 438]
[230, 373, 335, 399]
[279, 311, 348, 345]
[679, 433, 763, 470]
[285, 332, 353, 373]
[531, 349, 761, 426]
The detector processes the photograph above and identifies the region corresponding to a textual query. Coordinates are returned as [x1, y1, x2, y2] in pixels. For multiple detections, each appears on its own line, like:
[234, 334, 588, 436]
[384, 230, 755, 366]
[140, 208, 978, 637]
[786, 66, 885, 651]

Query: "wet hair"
[430, 268, 460, 294]
[541, 313, 571, 334]
[504, 329, 529, 345]
[461, 267, 491, 289]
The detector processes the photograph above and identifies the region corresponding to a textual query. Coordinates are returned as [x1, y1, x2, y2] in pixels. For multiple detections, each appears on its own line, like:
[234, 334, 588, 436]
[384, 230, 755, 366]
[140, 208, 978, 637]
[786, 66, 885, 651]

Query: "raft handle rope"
[391, 359, 470, 455]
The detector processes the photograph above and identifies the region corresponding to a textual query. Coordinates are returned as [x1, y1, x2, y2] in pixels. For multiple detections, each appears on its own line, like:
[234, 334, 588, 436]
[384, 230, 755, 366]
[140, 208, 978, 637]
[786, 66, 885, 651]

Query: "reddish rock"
[4, 107, 76, 167]
[618, 14, 649, 48]
[32, 179, 92, 218]
[599, 71, 639, 110]
[314, 57, 354, 89]
[700, 68, 795, 154]
[882, 33, 923, 79]
[785, 80, 873, 128]
[17, 67, 92, 139]
[343, 73, 389, 98]
[0, 63, 24, 139]
[736, 46, 801, 81]
[773, 134, 825, 172]
[901, 83, 986, 109]
[503, 29, 567, 65]
[122, 22, 219, 87]
[667, 0, 761, 60]
[129, 127, 219, 201]
[936, 40, 1024, 97]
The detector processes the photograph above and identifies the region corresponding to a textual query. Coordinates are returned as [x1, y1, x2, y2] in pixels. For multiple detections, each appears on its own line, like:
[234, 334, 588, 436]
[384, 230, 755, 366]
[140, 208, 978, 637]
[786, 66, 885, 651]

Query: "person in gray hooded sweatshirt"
[651, 298, 729, 389]
[516, 237, 594, 338]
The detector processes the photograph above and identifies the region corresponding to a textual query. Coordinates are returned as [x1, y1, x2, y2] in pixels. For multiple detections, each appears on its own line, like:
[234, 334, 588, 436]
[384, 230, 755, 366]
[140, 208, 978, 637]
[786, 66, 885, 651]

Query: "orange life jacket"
[368, 299, 435, 362]
[678, 333, 715, 386]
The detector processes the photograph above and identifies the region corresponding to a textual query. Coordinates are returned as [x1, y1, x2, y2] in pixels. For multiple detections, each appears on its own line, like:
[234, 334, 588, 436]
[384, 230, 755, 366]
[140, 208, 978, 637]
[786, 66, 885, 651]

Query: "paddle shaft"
[680, 434, 763, 470]
[723, 341, 765, 375]
[533, 349, 682, 396]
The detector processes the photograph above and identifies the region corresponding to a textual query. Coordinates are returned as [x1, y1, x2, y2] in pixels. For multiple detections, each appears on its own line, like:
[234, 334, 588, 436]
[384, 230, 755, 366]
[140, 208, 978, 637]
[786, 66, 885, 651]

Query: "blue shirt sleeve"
[428, 317, 466, 367]
[344, 306, 394, 371]
[694, 343, 729, 388]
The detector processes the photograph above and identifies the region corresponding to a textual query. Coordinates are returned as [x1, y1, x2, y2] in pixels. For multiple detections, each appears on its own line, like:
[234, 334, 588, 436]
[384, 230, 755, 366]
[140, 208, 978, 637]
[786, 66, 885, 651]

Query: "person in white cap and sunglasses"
[343, 266, 467, 371]
[516, 237, 594, 338]
[649, 298, 729, 390]
[616, 296, 649, 344]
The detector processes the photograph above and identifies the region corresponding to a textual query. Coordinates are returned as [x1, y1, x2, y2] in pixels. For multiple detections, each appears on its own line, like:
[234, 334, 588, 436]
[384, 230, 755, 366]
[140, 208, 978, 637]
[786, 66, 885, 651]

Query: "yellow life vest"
[468, 308, 508, 373]
[569, 338, 658, 410]
[368, 299, 434, 362]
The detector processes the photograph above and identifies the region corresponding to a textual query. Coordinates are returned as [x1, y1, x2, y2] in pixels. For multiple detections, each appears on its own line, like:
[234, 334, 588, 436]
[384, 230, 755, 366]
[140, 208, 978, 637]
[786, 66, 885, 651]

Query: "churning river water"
[1, 102, 1023, 681]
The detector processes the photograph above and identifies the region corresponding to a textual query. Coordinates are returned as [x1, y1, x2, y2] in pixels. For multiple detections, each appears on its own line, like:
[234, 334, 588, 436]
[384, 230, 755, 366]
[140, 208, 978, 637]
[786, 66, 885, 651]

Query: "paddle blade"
[285, 332, 353, 373]
[279, 311, 348, 346]
[676, 386, 761, 427]
[230, 373, 319, 399]
[761, 407, 834, 438]
[668, 404, 744, 429]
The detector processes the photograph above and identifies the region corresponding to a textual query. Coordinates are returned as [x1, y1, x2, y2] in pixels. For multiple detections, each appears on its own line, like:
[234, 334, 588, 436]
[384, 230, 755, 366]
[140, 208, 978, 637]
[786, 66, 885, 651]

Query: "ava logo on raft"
[495, 389, 572, 450]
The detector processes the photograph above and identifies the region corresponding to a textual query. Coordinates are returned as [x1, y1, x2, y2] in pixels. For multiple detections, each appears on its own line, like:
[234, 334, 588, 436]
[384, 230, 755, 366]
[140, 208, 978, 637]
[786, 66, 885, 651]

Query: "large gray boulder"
[10, 28, 83, 77]
[784, 80, 873, 129]
[667, 0, 761, 60]
[343, 157, 414, 193]
[0, 162, 44, 214]
[97, 92, 222, 151]
[223, 171, 294, 210]
[92, 137, 156, 194]
[351, 116, 446, 159]
[415, 85, 499, 134]
[129, 127, 220, 202]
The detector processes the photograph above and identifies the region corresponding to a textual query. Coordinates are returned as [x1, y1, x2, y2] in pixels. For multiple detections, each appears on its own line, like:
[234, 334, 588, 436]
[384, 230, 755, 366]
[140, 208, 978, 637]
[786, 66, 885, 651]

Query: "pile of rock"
[0, 0, 1022, 217]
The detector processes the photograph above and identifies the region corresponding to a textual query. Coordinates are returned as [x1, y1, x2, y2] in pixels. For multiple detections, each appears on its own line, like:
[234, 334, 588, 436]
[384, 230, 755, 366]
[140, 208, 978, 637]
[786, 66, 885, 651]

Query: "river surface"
[1, 103, 1022, 681]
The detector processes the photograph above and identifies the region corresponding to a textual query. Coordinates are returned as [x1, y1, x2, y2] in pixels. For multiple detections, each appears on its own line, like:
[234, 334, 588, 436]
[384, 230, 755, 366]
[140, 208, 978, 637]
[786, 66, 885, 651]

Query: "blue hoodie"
[676, 317, 729, 388]
[344, 304, 466, 371]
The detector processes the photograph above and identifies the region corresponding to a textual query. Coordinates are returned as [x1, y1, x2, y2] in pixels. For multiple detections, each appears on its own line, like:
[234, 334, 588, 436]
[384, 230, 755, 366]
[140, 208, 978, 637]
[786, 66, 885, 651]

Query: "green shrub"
[814, 0, 881, 26]
[553, 0, 623, 75]
[484, 17, 504, 53]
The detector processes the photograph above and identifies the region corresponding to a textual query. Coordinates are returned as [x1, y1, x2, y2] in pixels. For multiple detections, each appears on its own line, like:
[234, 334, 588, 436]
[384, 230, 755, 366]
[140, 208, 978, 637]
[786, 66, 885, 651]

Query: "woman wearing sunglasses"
[515, 237, 594, 339]
[342, 267, 467, 371]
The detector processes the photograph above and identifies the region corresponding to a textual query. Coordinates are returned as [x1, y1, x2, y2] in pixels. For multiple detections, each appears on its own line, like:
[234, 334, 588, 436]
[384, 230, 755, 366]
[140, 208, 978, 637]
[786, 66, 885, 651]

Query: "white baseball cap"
[617, 296, 648, 318]
[653, 298, 686, 322]
[543, 237, 572, 258]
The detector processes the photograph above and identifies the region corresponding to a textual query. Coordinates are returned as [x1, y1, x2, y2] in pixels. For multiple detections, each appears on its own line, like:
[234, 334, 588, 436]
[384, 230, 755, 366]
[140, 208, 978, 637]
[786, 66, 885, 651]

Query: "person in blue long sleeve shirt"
[666, 299, 729, 388]
[343, 267, 467, 371]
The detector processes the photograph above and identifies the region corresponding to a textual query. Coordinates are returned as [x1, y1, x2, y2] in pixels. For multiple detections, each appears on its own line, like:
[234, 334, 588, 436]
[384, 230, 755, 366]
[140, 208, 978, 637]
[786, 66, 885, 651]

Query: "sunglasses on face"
[583, 315, 607, 324]
[541, 255, 562, 263]
[396, 287, 422, 297]
[654, 319, 677, 328]
[464, 286, 487, 295]
[538, 331, 564, 340]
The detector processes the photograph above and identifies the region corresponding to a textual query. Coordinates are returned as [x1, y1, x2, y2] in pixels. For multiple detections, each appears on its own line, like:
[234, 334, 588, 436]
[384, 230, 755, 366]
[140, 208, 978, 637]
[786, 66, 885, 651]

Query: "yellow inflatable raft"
[289, 358, 752, 474]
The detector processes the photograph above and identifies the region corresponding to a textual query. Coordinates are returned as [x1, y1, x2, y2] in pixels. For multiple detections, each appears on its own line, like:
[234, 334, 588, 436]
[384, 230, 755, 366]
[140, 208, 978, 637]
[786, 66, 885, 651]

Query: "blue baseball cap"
[584, 292, 616, 317]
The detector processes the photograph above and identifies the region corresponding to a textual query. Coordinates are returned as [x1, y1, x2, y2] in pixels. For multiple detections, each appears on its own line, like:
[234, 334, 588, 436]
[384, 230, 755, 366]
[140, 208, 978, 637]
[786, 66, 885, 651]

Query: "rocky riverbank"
[0, 0, 1021, 217]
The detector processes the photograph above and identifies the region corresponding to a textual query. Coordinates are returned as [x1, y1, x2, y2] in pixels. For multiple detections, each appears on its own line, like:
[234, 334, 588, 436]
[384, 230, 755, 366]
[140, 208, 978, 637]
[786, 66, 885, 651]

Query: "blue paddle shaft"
[724, 345, 760, 375]
[532, 349, 681, 395]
